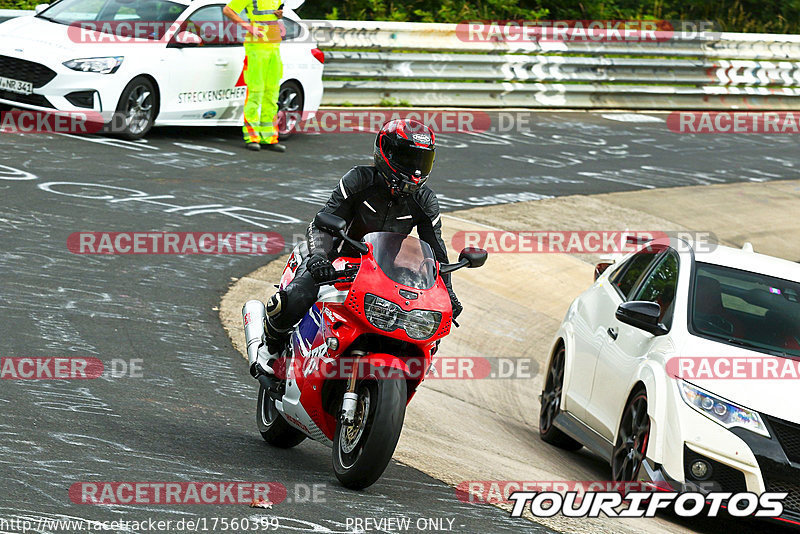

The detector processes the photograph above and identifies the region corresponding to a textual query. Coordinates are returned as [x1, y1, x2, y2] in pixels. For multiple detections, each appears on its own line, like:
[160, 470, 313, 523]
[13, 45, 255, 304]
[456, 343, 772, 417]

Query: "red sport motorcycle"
[242, 212, 487, 489]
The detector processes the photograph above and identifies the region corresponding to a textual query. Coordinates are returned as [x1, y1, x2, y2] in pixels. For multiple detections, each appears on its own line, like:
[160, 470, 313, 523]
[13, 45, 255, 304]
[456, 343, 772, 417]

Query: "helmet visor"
[392, 143, 435, 179]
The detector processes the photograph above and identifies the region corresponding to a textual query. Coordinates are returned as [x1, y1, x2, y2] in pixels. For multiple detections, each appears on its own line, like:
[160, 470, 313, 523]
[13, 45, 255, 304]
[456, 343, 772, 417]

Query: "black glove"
[448, 288, 463, 320]
[307, 253, 335, 283]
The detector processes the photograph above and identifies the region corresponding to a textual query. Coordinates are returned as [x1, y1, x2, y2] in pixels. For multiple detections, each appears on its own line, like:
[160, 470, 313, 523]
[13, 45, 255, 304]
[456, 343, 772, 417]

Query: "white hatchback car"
[0, 0, 323, 138]
[540, 237, 800, 524]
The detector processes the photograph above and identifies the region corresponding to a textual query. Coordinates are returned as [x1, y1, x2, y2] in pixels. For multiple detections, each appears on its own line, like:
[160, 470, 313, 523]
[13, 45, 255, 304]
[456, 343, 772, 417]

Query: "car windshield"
[692, 262, 800, 356]
[364, 232, 437, 290]
[38, 0, 185, 39]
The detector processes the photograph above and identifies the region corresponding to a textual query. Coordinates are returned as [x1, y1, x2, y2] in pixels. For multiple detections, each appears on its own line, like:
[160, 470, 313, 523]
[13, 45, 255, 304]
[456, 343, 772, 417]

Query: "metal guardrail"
[309, 20, 800, 109]
[3, 11, 800, 109]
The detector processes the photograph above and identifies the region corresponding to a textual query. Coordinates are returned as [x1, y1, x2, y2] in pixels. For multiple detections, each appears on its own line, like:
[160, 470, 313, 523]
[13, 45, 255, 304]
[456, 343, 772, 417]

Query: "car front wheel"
[612, 388, 650, 481]
[114, 76, 157, 140]
[276, 80, 303, 140]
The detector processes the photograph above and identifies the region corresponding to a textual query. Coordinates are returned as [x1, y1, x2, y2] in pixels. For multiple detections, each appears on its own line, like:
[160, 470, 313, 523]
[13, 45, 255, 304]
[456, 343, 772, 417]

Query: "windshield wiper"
[725, 337, 762, 350]
[725, 337, 793, 357]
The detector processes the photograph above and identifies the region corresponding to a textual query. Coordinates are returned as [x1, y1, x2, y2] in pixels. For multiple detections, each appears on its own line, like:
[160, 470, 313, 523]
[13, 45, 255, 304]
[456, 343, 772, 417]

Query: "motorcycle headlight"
[63, 57, 124, 74]
[679, 381, 769, 437]
[364, 294, 400, 331]
[403, 309, 442, 340]
[363, 294, 441, 340]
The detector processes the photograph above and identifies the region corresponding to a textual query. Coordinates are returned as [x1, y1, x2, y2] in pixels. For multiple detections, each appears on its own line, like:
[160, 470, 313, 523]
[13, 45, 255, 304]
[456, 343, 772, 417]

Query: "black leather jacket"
[306, 165, 453, 290]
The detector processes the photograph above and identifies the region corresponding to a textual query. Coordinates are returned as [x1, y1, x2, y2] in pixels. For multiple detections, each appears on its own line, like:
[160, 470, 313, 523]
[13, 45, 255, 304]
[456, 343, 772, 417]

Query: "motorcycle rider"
[250, 118, 462, 377]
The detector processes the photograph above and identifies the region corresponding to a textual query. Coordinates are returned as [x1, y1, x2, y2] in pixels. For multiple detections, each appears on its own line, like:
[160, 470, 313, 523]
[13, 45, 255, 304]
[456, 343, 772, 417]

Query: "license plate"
[0, 76, 33, 95]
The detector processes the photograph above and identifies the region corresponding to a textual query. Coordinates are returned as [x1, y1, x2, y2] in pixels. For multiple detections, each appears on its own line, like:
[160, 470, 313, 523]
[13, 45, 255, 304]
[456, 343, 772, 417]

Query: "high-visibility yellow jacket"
[226, 0, 282, 49]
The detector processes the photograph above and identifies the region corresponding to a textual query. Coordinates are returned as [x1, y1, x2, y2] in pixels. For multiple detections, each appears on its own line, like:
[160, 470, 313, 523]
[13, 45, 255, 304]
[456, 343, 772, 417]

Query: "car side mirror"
[616, 301, 668, 336]
[594, 261, 612, 281]
[459, 247, 487, 268]
[35, 3, 50, 14]
[314, 212, 346, 235]
[173, 31, 203, 47]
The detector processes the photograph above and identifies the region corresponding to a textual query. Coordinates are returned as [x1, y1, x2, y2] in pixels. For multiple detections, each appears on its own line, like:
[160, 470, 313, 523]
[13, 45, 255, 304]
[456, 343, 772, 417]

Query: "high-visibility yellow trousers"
[242, 46, 283, 144]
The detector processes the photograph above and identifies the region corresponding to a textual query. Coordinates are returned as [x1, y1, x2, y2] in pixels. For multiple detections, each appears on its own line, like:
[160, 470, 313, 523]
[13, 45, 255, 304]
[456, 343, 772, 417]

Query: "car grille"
[0, 55, 57, 88]
[0, 91, 53, 108]
[766, 480, 800, 514]
[767, 416, 800, 464]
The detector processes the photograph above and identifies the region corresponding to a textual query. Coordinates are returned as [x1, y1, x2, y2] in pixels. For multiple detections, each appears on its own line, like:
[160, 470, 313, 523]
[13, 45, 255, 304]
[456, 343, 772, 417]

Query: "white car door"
[565, 249, 662, 421]
[587, 249, 679, 441]
[564, 284, 614, 420]
[160, 4, 245, 123]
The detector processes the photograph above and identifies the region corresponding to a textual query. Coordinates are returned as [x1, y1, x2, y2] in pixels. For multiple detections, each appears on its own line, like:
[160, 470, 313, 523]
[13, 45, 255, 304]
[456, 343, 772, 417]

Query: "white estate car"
[0, 0, 323, 138]
[540, 237, 800, 524]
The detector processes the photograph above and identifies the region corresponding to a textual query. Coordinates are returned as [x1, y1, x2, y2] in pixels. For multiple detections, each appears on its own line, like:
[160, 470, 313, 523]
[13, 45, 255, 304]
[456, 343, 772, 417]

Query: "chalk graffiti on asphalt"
[0, 168, 301, 229]
[38, 182, 302, 228]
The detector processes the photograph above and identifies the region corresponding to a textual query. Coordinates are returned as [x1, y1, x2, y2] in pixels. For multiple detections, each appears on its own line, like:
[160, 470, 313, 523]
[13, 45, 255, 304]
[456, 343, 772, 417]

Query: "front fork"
[340, 350, 365, 425]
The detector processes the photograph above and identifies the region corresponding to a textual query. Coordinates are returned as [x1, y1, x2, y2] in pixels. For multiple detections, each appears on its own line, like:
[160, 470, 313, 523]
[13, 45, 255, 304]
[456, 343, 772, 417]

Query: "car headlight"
[363, 294, 441, 340]
[679, 381, 769, 437]
[63, 57, 123, 74]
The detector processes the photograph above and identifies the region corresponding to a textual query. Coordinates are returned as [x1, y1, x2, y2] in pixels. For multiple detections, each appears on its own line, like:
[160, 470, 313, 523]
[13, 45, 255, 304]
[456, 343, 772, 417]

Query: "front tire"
[333, 377, 406, 490]
[256, 384, 306, 448]
[113, 76, 157, 140]
[611, 389, 650, 481]
[539, 346, 583, 451]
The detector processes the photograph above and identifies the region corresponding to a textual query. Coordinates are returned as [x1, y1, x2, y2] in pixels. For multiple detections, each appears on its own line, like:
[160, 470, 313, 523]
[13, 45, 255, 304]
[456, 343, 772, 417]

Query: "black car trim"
[553, 410, 614, 462]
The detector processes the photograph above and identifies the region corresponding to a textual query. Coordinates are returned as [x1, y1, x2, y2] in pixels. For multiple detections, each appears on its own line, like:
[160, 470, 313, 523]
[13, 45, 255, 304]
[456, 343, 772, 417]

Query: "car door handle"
[215, 59, 229, 66]
[607, 327, 618, 340]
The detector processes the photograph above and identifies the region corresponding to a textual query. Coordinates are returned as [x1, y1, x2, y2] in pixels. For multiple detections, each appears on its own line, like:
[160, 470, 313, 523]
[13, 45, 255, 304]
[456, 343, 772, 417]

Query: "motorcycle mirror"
[459, 247, 488, 268]
[314, 212, 346, 235]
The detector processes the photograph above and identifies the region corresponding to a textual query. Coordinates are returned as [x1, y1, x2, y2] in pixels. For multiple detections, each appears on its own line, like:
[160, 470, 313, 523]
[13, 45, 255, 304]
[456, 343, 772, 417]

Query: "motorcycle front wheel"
[332, 377, 406, 489]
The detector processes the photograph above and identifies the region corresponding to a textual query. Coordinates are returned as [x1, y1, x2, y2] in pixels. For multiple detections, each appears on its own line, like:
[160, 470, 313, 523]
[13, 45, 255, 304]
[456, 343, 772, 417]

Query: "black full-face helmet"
[374, 119, 436, 197]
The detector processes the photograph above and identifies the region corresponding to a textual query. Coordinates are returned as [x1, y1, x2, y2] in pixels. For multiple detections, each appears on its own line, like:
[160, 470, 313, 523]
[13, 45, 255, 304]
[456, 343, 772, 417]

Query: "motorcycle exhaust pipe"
[242, 300, 266, 368]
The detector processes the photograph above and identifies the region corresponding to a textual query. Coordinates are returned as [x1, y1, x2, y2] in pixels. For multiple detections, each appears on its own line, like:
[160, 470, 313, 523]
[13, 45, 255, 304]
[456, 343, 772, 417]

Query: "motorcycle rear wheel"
[333, 377, 406, 489]
[257, 383, 306, 448]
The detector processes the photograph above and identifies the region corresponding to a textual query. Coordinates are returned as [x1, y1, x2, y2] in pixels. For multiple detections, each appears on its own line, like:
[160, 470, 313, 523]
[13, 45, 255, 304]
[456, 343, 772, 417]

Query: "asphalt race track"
[1, 111, 799, 533]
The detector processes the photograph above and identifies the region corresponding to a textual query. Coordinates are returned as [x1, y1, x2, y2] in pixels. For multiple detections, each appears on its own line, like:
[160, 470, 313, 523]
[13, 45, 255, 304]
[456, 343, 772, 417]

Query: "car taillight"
[311, 48, 325, 64]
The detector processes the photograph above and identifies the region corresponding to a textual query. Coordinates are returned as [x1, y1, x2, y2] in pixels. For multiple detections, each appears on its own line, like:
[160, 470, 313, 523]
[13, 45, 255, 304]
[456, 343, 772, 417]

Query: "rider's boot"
[243, 298, 285, 379]
[258, 291, 292, 378]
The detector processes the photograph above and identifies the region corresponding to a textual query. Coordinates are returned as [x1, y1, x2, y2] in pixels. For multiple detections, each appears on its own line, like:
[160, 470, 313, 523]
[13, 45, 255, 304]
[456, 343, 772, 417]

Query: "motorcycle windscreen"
[364, 232, 437, 290]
